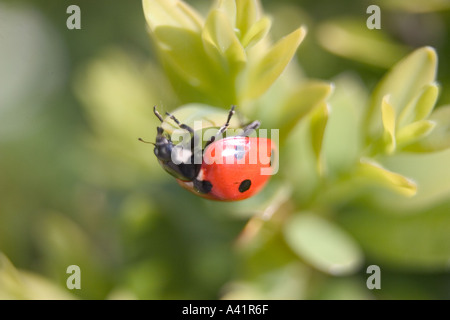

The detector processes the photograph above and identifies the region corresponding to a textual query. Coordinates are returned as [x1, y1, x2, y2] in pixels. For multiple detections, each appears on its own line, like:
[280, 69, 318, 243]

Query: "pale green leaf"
[338, 205, 450, 271]
[313, 278, 374, 300]
[154, 27, 215, 89]
[278, 81, 333, 141]
[235, 0, 261, 39]
[0, 252, 75, 300]
[317, 19, 408, 68]
[154, 26, 237, 105]
[142, 0, 203, 32]
[241, 16, 271, 49]
[309, 102, 330, 175]
[202, 9, 246, 71]
[217, 0, 236, 29]
[284, 213, 363, 276]
[279, 83, 333, 203]
[323, 74, 367, 175]
[144, 0, 242, 105]
[356, 158, 417, 197]
[378, 148, 450, 211]
[366, 47, 437, 139]
[221, 263, 309, 300]
[19, 272, 77, 300]
[242, 26, 307, 100]
[35, 213, 114, 299]
[283, 118, 322, 204]
[397, 83, 439, 128]
[396, 120, 436, 148]
[406, 105, 450, 152]
[0, 252, 25, 299]
[381, 96, 396, 154]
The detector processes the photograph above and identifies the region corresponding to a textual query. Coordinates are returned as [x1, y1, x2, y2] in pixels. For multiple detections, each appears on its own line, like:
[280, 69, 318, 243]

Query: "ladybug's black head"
[146, 106, 201, 181]
[154, 127, 173, 162]
[153, 125, 200, 181]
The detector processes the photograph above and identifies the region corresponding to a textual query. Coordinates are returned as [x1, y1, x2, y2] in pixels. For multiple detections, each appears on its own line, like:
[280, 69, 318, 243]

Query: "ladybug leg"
[165, 111, 195, 134]
[163, 110, 201, 162]
[153, 106, 165, 122]
[154, 106, 195, 134]
[216, 105, 236, 136]
[241, 120, 260, 137]
[206, 105, 236, 147]
[153, 106, 173, 144]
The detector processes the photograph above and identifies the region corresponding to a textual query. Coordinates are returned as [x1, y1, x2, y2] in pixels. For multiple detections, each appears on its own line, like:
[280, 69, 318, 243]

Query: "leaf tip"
[297, 25, 308, 42]
[423, 46, 437, 61]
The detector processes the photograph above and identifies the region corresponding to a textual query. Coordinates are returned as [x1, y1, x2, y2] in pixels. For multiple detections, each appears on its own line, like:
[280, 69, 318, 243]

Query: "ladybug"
[145, 105, 276, 201]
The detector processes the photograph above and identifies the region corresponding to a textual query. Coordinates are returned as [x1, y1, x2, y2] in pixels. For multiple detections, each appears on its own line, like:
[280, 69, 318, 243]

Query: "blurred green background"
[1, 0, 450, 299]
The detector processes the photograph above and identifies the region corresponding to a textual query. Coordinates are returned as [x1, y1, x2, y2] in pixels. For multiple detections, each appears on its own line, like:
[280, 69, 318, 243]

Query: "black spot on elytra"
[194, 179, 213, 194]
[239, 179, 251, 193]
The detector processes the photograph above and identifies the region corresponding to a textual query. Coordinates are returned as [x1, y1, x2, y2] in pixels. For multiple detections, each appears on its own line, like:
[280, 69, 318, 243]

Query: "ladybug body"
[150, 105, 276, 201]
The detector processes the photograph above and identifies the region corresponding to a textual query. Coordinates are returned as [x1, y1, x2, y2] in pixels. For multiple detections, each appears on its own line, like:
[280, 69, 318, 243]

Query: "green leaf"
[202, 9, 246, 72]
[313, 278, 373, 300]
[338, 203, 450, 271]
[144, 0, 240, 105]
[323, 74, 367, 175]
[284, 213, 363, 276]
[0, 252, 25, 299]
[154, 26, 237, 105]
[221, 263, 309, 299]
[356, 158, 417, 197]
[396, 120, 436, 148]
[241, 26, 307, 100]
[407, 105, 450, 152]
[309, 102, 330, 175]
[35, 213, 113, 299]
[154, 27, 214, 89]
[397, 83, 439, 128]
[316, 19, 408, 68]
[241, 16, 272, 49]
[235, 0, 261, 39]
[378, 148, 450, 211]
[381, 96, 396, 154]
[366, 47, 437, 139]
[217, 0, 236, 28]
[283, 118, 321, 204]
[0, 252, 75, 299]
[142, 0, 203, 32]
[278, 81, 333, 142]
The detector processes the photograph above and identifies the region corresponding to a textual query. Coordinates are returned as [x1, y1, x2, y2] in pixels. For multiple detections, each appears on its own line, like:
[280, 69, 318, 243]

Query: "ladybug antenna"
[138, 137, 155, 145]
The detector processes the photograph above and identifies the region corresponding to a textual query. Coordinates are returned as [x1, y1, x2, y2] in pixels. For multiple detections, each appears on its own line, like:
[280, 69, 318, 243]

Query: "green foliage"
[284, 213, 363, 276]
[0, 253, 76, 300]
[1, 0, 450, 300]
[365, 47, 438, 152]
[142, 0, 306, 106]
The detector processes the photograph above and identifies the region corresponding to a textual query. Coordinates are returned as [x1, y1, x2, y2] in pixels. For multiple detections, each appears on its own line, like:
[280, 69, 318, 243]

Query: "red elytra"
[177, 137, 276, 201]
